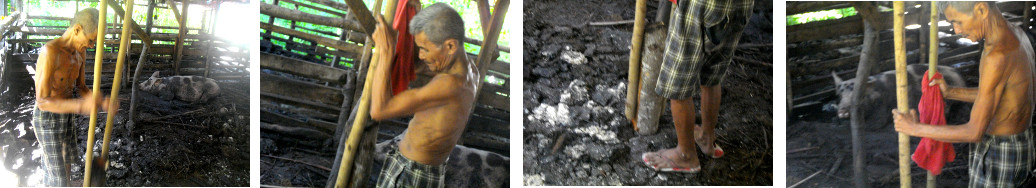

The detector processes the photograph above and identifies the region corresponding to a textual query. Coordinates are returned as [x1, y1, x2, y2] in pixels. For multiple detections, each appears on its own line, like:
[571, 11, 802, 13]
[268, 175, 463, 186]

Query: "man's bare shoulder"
[427, 73, 474, 98]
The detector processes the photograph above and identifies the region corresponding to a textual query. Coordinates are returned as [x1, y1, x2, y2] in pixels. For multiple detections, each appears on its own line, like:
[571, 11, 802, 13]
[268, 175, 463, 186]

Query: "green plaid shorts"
[31, 107, 78, 187]
[655, 0, 753, 99]
[968, 128, 1034, 188]
[376, 151, 446, 188]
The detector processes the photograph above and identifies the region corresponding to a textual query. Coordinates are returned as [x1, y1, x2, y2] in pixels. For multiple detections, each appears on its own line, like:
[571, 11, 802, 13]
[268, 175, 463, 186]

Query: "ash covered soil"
[0, 60, 250, 186]
[523, 0, 773, 186]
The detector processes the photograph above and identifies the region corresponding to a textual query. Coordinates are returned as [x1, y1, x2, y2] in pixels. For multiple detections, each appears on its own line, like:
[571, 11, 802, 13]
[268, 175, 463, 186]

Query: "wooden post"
[893, 2, 912, 187]
[83, 0, 109, 185]
[129, 43, 150, 121]
[97, 1, 135, 185]
[926, 2, 939, 187]
[849, 2, 879, 187]
[145, 0, 155, 35]
[174, 0, 188, 75]
[626, 0, 647, 124]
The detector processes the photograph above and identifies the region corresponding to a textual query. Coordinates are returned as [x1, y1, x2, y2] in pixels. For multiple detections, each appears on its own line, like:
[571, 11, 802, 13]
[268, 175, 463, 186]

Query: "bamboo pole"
[334, 28, 378, 188]
[626, 0, 647, 125]
[334, 0, 385, 185]
[926, 2, 939, 187]
[83, 0, 108, 185]
[893, 2, 912, 187]
[97, 0, 134, 185]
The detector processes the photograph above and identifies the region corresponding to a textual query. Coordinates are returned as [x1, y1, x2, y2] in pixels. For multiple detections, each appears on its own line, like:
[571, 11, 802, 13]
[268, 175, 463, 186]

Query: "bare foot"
[641, 148, 700, 173]
[695, 126, 722, 158]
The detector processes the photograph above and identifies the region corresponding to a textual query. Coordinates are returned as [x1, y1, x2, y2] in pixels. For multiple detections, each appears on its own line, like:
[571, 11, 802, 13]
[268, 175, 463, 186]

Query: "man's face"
[944, 5, 985, 42]
[414, 32, 452, 72]
[73, 26, 98, 52]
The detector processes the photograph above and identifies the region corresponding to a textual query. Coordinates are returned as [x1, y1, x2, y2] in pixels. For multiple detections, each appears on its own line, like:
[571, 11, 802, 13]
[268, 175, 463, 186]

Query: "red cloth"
[390, 0, 418, 95]
[911, 71, 956, 175]
[668, 0, 677, 4]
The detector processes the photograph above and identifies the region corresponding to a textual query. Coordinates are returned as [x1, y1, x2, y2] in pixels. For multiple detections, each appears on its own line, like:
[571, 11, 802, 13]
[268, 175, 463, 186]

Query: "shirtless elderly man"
[368, 3, 478, 188]
[893, 2, 1035, 187]
[33, 8, 114, 186]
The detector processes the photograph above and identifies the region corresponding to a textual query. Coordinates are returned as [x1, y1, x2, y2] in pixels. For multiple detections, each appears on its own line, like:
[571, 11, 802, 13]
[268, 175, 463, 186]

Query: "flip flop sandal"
[641, 152, 701, 173]
[706, 144, 724, 159]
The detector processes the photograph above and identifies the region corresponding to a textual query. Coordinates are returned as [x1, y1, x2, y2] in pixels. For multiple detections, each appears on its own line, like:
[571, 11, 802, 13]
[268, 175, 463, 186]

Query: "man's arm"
[944, 86, 978, 102]
[367, 15, 454, 121]
[35, 46, 100, 115]
[894, 52, 1008, 143]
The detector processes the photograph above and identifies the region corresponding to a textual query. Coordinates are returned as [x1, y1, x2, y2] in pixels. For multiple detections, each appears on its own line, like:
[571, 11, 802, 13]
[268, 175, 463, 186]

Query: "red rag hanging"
[911, 71, 956, 175]
[390, 0, 418, 95]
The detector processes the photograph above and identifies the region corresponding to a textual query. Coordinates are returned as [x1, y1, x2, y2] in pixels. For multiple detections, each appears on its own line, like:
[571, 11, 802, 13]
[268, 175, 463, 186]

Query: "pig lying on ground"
[832, 64, 966, 130]
[138, 71, 221, 103]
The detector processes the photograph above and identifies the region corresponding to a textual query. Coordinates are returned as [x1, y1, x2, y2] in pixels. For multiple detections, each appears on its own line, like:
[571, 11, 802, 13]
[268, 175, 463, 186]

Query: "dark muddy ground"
[0, 59, 250, 186]
[785, 30, 986, 187]
[523, 0, 773, 186]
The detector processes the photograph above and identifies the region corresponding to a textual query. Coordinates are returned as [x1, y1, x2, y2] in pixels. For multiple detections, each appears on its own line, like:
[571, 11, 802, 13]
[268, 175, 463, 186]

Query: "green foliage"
[787, 7, 857, 26]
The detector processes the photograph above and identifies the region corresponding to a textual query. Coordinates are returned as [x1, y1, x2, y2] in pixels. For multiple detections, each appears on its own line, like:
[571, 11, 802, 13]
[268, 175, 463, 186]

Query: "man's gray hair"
[72, 8, 101, 35]
[408, 3, 465, 45]
[937, 1, 997, 15]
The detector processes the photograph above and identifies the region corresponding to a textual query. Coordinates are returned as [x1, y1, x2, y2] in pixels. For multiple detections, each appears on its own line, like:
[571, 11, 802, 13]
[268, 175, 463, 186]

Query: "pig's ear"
[151, 71, 160, 78]
[831, 71, 843, 83]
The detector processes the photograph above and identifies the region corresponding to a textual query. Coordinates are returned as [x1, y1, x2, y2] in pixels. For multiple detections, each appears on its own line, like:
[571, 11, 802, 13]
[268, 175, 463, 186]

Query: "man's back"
[980, 26, 1034, 135]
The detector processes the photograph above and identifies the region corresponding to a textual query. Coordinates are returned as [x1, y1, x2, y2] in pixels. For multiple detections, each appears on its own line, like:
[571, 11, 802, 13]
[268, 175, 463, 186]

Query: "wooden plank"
[260, 22, 364, 55]
[261, 73, 344, 106]
[260, 3, 363, 33]
[260, 109, 337, 133]
[262, 92, 343, 112]
[477, 84, 509, 110]
[260, 52, 350, 83]
[787, 1, 851, 15]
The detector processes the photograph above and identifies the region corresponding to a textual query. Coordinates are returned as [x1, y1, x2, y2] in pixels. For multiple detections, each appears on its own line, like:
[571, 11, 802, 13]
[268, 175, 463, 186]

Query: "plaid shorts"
[376, 151, 446, 188]
[968, 128, 1034, 188]
[655, 0, 753, 99]
[31, 107, 79, 187]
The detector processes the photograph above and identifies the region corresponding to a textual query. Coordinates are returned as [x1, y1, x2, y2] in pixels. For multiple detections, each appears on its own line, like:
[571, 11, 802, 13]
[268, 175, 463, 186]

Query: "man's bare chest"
[48, 52, 85, 90]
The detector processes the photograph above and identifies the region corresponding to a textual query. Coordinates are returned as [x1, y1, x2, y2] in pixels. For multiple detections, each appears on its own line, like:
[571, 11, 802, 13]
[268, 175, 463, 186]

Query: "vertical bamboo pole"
[335, 0, 386, 185]
[83, 0, 108, 185]
[334, 26, 380, 188]
[98, 0, 134, 183]
[626, 0, 647, 124]
[926, 2, 939, 187]
[893, 2, 912, 187]
[929, 1, 939, 77]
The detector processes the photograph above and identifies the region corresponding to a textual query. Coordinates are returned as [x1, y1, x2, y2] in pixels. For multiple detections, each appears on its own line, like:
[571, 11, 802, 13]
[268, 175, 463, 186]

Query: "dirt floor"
[785, 32, 983, 187]
[0, 59, 250, 186]
[522, 0, 773, 186]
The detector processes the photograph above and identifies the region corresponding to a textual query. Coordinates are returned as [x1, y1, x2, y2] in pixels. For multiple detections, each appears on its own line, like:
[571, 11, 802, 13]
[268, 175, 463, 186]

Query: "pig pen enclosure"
[523, 0, 772, 186]
[0, 0, 250, 186]
[786, 1, 1035, 187]
[258, 0, 511, 187]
